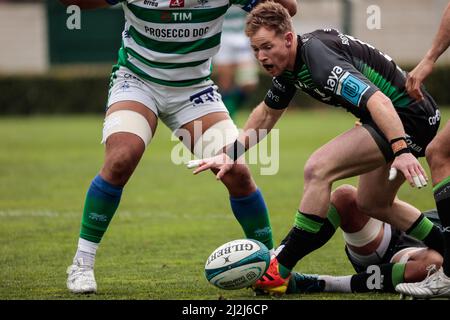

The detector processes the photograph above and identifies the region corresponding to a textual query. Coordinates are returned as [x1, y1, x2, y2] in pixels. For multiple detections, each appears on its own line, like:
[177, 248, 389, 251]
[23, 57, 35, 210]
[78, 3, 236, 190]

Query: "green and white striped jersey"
[115, 0, 260, 87]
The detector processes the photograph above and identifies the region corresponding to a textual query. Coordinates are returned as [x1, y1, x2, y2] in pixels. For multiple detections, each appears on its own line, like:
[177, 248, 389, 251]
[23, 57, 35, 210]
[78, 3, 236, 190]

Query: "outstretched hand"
[389, 153, 428, 188]
[187, 153, 235, 180]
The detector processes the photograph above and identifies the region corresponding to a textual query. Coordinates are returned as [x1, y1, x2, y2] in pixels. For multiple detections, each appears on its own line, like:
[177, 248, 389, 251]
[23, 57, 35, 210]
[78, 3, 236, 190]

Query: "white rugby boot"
[396, 265, 450, 299]
[66, 258, 97, 294]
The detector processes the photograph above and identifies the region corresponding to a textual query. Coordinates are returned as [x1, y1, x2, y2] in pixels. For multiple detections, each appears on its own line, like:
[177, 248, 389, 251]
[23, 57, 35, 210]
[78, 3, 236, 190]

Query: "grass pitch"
[0, 107, 448, 300]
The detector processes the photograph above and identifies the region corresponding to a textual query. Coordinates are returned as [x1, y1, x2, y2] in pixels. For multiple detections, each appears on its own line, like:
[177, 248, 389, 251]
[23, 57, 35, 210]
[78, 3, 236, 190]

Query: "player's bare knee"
[105, 158, 134, 184]
[331, 185, 357, 211]
[222, 164, 256, 196]
[303, 156, 331, 186]
[426, 139, 449, 171]
[103, 146, 142, 185]
[425, 140, 439, 167]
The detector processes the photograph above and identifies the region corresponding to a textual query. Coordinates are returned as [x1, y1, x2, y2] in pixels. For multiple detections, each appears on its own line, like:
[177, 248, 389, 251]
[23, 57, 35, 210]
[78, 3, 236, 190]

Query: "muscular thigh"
[106, 66, 159, 144]
[308, 125, 385, 181]
[357, 163, 403, 210]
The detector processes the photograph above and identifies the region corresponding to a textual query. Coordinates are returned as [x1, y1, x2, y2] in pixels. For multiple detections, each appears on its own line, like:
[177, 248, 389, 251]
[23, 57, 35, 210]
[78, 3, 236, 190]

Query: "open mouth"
[263, 64, 274, 71]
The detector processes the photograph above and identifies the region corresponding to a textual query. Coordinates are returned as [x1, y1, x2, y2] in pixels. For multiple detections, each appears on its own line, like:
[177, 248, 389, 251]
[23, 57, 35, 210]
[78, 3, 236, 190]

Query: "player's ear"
[285, 32, 294, 47]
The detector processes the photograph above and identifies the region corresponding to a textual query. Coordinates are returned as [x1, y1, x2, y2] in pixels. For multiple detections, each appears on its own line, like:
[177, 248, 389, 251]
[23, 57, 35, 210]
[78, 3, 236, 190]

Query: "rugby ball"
[204, 239, 270, 290]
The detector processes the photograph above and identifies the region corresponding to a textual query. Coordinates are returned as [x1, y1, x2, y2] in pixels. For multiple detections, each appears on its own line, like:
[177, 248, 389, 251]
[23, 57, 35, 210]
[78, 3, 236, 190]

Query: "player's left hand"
[405, 58, 434, 101]
[389, 153, 428, 188]
[187, 153, 235, 180]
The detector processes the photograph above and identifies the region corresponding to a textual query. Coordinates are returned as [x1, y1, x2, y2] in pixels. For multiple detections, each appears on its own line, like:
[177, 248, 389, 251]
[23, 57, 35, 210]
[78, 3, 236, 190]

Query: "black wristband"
[390, 136, 409, 156]
[225, 140, 246, 162]
[390, 137, 407, 145]
[394, 147, 411, 157]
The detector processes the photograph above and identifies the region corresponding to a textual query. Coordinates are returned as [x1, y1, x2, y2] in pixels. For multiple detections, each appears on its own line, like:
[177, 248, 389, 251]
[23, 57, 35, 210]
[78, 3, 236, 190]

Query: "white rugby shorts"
[107, 66, 229, 131]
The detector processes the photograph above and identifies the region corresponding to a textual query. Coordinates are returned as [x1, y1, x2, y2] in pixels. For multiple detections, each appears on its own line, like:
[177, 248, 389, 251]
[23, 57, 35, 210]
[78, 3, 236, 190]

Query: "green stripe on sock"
[391, 263, 406, 287]
[327, 204, 341, 230]
[294, 211, 323, 233]
[408, 216, 434, 241]
[433, 175, 450, 192]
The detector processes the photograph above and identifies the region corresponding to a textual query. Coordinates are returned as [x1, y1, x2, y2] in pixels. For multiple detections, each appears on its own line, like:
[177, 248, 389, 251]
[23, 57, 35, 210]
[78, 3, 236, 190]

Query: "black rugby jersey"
[264, 29, 436, 122]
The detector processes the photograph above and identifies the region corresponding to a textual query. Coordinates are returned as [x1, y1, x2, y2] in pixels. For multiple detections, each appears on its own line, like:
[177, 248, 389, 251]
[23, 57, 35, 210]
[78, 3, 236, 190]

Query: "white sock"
[319, 275, 353, 293]
[74, 238, 99, 267]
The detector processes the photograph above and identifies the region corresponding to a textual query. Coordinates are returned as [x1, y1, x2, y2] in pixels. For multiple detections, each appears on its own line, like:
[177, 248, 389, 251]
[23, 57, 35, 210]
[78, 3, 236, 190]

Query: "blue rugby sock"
[80, 174, 123, 243]
[230, 188, 274, 250]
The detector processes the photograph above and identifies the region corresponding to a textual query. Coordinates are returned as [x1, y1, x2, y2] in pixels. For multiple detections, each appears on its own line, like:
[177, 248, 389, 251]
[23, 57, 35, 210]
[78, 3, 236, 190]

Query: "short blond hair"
[245, 1, 294, 38]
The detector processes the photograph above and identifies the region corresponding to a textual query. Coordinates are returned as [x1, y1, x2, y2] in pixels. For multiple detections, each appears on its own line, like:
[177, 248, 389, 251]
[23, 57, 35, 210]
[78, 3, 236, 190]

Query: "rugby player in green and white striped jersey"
[59, 0, 297, 294]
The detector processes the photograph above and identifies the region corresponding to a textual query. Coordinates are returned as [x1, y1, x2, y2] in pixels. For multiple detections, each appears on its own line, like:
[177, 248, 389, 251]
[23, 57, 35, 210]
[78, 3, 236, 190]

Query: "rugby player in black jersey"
[277, 185, 444, 295]
[190, 1, 444, 295]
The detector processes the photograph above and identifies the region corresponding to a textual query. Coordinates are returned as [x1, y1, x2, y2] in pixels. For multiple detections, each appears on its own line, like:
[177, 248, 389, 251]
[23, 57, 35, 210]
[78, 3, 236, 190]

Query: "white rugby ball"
[204, 239, 270, 290]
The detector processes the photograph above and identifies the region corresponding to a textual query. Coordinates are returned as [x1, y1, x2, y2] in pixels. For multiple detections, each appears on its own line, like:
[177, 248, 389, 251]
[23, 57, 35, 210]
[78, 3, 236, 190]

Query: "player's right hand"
[187, 153, 235, 180]
[389, 153, 428, 188]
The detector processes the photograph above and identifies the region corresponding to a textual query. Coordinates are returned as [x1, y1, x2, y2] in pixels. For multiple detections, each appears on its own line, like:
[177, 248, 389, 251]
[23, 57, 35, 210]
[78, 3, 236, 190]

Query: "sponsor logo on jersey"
[144, 26, 208, 38]
[170, 0, 184, 8]
[160, 11, 192, 22]
[428, 109, 440, 126]
[120, 81, 131, 92]
[324, 65, 344, 91]
[338, 73, 370, 106]
[325, 66, 370, 106]
[266, 89, 280, 103]
[160, 11, 172, 22]
[190, 86, 220, 106]
[405, 134, 423, 154]
[124, 73, 145, 85]
[338, 33, 350, 45]
[143, 0, 159, 7]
